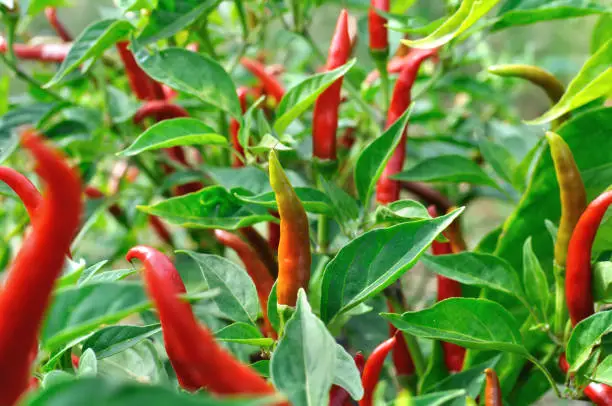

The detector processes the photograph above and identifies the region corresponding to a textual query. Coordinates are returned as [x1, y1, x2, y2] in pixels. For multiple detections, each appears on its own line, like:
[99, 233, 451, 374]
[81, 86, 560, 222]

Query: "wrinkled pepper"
[0, 130, 82, 406]
[359, 336, 396, 406]
[566, 189, 612, 326]
[485, 368, 503, 406]
[0, 167, 42, 221]
[376, 48, 438, 204]
[312, 9, 351, 162]
[126, 245, 283, 400]
[44, 7, 72, 42]
[559, 353, 612, 406]
[329, 352, 365, 406]
[268, 151, 311, 307]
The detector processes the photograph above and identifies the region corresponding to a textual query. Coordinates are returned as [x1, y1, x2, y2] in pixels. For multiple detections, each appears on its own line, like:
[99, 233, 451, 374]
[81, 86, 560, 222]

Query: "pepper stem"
[553, 263, 568, 340]
[372, 50, 390, 112]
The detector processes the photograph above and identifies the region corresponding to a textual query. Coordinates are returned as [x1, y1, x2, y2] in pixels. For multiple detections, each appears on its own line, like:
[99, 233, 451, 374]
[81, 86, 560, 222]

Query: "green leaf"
[592, 14, 612, 54]
[354, 107, 411, 206]
[421, 252, 526, 302]
[375, 199, 431, 225]
[24, 377, 278, 405]
[214, 322, 274, 347]
[412, 390, 466, 406]
[42, 282, 150, 351]
[234, 187, 333, 215]
[318, 176, 361, 231]
[138, 0, 221, 45]
[139, 186, 276, 230]
[493, 0, 609, 31]
[401, 0, 500, 49]
[77, 349, 97, 377]
[522, 238, 550, 322]
[180, 251, 260, 326]
[566, 311, 612, 372]
[478, 136, 519, 186]
[332, 344, 363, 401]
[81, 324, 161, 359]
[392, 155, 500, 189]
[271, 290, 337, 406]
[132, 41, 241, 118]
[320, 208, 463, 324]
[592, 354, 612, 386]
[527, 39, 612, 125]
[205, 166, 307, 195]
[47, 19, 134, 87]
[383, 298, 527, 355]
[496, 107, 612, 275]
[274, 59, 356, 134]
[593, 261, 612, 303]
[118, 118, 226, 157]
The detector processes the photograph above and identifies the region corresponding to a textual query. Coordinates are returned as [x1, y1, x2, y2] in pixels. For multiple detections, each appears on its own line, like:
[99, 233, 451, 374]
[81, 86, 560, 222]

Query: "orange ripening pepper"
[268, 150, 311, 307]
[484, 368, 503, 406]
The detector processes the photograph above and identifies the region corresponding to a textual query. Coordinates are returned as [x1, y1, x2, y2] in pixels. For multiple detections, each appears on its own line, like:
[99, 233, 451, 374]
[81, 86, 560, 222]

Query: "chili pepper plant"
[0, 1, 610, 405]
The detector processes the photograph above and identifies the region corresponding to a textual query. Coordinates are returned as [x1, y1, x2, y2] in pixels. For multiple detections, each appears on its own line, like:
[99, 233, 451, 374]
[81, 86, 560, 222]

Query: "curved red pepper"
[240, 57, 285, 103]
[0, 167, 42, 221]
[214, 230, 275, 336]
[312, 9, 351, 161]
[368, 0, 389, 52]
[126, 246, 281, 398]
[230, 86, 249, 167]
[44, 7, 72, 42]
[116, 41, 160, 101]
[0, 37, 69, 63]
[375, 48, 438, 204]
[386, 301, 415, 377]
[329, 352, 365, 406]
[566, 190, 612, 326]
[428, 206, 465, 372]
[559, 353, 612, 406]
[359, 336, 396, 406]
[0, 130, 82, 406]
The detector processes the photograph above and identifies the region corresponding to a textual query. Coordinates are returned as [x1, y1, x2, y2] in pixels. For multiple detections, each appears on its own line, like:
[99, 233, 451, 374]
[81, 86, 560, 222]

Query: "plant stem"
[0, 53, 65, 102]
[526, 354, 562, 398]
[373, 55, 390, 112]
[553, 263, 567, 341]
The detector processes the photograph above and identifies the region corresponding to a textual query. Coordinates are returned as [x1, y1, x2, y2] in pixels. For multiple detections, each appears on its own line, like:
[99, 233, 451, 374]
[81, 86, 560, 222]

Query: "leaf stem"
[526, 354, 562, 398]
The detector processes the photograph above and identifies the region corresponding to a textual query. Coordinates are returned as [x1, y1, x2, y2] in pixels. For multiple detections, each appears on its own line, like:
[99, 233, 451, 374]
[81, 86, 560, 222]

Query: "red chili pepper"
[566, 190, 612, 326]
[239, 226, 278, 278]
[240, 57, 285, 103]
[116, 41, 160, 101]
[44, 7, 72, 42]
[312, 9, 351, 161]
[386, 301, 415, 378]
[0, 37, 69, 63]
[214, 230, 275, 336]
[126, 246, 281, 398]
[428, 205, 465, 373]
[329, 352, 365, 406]
[147, 215, 174, 246]
[359, 336, 396, 406]
[368, 0, 389, 53]
[0, 167, 42, 221]
[559, 353, 612, 406]
[230, 87, 249, 167]
[484, 368, 503, 406]
[268, 213, 281, 251]
[375, 48, 438, 204]
[0, 130, 82, 406]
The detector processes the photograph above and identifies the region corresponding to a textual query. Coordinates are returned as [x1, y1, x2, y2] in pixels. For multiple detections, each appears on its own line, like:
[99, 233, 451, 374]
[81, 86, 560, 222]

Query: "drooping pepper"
[359, 336, 396, 406]
[559, 353, 612, 406]
[116, 41, 161, 101]
[126, 246, 282, 399]
[268, 150, 311, 307]
[428, 206, 465, 373]
[368, 0, 389, 54]
[239, 226, 278, 278]
[44, 7, 72, 42]
[566, 190, 612, 326]
[376, 48, 438, 204]
[312, 9, 351, 162]
[0, 37, 69, 63]
[484, 368, 503, 406]
[329, 352, 365, 406]
[386, 301, 415, 378]
[240, 57, 285, 104]
[230, 86, 249, 167]
[214, 230, 275, 336]
[0, 167, 42, 220]
[0, 130, 82, 406]
[488, 64, 567, 129]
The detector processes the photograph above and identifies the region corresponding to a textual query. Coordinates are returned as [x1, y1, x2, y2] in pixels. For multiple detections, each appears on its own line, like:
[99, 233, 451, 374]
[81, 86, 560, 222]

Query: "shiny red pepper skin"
[126, 246, 281, 398]
[0, 167, 42, 221]
[116, 41, 160, 101]
[386, 301, 415, 377]
[559, 353, 612, 406]
[566, 190, 612, 326]
[375, 48, 438, 204]
[240, 57, 285, 103]
[329, 352, 365, 406]
[44, 7, 72, 42]
[312, 9, 351, 161]
[230, 86, 249, 167]
[359, 336, 396, 406]
[0, 130, 82, 406]
[0, 37, 69, 63]
[368, 0, 389, 52]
